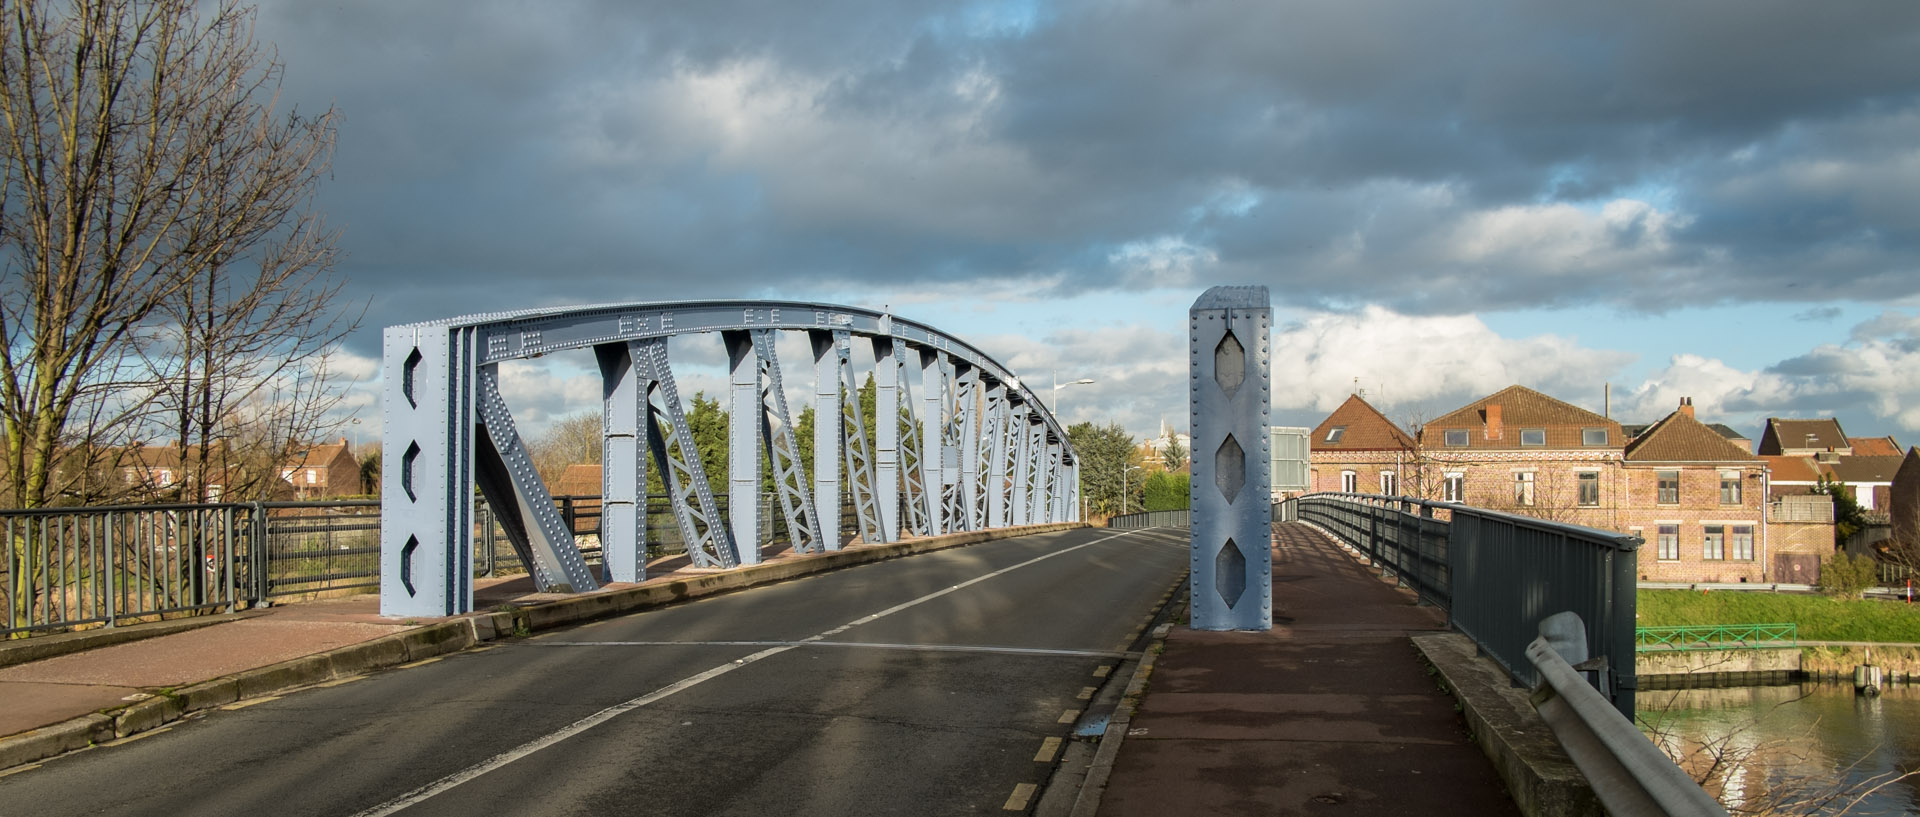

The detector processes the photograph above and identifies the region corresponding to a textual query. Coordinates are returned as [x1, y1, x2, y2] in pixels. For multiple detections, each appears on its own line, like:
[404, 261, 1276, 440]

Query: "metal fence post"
[1188, 286, 1272, 631]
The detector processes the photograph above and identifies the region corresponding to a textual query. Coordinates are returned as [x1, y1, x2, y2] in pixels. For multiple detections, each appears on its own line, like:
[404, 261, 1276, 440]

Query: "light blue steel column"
[380, 325, 475, 617]
[1189, 285, 1273, 630]
[873, 336, 901, 542]
[1010, 406, 1032, 526]
[596, 343, 644, 582]
[984, 383, 1009, 528]
[725, 331, 762, 565]
[809, 331, 844, 550]
[919, 350, 945, 534]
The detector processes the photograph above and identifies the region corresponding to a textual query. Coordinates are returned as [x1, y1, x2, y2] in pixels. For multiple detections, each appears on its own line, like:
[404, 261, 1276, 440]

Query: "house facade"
[1415, 385, 1626, 530]
[1307, 394, 1415, 496]
[1619, 400, 1769, 583]
[279, 438, 361, 500]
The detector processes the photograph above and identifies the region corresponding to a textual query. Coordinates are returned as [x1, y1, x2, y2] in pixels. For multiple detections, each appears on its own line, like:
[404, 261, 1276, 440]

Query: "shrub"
[1817, 552, 1878, 599]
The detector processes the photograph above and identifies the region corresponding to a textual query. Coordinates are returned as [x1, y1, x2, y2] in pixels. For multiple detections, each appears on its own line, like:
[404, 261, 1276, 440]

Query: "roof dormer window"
[1325, 426, 1346, 443]
[1520, 429, 1546, 446]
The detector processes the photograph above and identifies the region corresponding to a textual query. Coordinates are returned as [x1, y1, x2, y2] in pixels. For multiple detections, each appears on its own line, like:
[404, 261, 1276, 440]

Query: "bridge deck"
[1098, 522, 1522, 816]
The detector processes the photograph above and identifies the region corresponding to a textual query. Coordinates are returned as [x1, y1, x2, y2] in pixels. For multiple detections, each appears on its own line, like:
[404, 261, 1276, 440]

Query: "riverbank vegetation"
[1638, 589, 1920, 643]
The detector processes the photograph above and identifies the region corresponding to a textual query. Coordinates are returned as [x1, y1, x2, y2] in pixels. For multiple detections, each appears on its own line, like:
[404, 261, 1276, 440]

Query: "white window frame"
[1340, 470, 1357, 493]
[1720, 470, 1742, 505]
[1443, 472, 1464, 503]
[1514, 471, 1536, 506]
[1380, 471, 1397, 495]
[1656, 523, 1680, 561]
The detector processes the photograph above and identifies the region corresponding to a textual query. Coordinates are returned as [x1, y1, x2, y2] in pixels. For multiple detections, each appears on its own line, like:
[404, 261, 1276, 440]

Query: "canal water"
[1638, 683, 1920, 815]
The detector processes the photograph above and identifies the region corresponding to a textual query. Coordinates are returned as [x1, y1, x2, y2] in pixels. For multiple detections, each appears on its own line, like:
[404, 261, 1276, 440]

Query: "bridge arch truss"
[380, 300, 1080, 617]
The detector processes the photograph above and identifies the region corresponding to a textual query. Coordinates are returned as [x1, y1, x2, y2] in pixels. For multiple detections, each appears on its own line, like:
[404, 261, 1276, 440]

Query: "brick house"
[1415, 385, 1626, 529]
[118, 442, 247, 502]
[553, 463, 605, 534]
[1756, 418, 1903, 510]
[1620, 399, 1770, 583]
[279, 438, 361, 500]
[1757, 417, 1851, 457]
[1308, 394, 1415, 496]
[1892, 448, 1920, 561]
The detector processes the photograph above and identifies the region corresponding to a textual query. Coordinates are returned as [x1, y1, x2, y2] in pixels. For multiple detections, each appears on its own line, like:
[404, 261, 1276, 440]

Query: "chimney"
[1485, 404, 1503, 440]
[1679, 397, 1694, 419]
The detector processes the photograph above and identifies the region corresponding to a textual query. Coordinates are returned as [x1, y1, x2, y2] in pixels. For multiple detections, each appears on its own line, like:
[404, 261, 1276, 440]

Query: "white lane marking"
[348, 528, 1150, 817]
[524, 640, 1132, 659]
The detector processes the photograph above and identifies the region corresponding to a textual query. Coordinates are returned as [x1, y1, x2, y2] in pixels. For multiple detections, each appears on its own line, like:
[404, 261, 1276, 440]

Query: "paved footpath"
[1096, 522, 1521, 816]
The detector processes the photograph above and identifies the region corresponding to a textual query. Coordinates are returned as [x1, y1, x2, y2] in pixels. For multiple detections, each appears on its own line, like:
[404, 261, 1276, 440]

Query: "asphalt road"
[0, 526, 1189, 817]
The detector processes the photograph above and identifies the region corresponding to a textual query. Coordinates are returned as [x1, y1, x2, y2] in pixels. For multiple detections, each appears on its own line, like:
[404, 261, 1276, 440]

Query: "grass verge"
[1638, 589, 1920, 643]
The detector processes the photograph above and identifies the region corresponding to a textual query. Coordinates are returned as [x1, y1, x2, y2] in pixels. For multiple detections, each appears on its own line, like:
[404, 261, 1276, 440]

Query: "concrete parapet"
[1414, 632, 1605, 817]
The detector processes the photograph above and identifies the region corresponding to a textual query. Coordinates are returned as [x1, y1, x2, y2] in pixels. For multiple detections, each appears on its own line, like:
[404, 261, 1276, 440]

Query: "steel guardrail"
[1530, 612, 1728, 817]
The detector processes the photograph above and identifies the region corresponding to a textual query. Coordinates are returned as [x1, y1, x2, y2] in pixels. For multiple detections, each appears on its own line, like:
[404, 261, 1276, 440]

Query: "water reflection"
[1637, 683, 1920, 815]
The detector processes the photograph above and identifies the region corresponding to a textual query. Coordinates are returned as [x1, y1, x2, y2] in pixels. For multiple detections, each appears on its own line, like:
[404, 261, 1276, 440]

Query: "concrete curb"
[0, 522, 1084, 773]
[1068, 575, 1187, 817]
[1413, 632, 1605, 817]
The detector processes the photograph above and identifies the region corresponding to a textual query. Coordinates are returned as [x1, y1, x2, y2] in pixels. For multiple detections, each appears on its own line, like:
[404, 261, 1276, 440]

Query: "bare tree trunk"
[0, 0, 341, 511]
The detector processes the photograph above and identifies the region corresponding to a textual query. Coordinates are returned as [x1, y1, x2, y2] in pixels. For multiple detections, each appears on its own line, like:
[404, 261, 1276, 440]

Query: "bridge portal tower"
[1188, 286, 1273, 630]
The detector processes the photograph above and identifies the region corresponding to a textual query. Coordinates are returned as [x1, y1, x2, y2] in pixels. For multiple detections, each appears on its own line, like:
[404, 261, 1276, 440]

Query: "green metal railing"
[1635, 623, 1797, 651]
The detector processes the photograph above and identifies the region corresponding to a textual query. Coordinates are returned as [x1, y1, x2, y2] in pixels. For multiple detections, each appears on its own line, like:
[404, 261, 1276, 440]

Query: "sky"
[253, 0, 1920, 450]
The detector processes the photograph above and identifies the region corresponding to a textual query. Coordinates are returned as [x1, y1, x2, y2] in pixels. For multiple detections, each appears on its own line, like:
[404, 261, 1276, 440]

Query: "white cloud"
[1270, 306, 1632, 415]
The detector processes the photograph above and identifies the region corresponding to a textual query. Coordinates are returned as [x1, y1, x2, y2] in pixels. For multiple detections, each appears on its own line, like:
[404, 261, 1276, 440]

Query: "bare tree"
[0, 0, 341, 507]
[532, 410, 604, 486]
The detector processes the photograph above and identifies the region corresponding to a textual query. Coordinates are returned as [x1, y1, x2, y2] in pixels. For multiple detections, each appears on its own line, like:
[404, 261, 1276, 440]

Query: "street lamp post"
[1052, 374, 1095, 522]
[1051, 374, 1096, 424]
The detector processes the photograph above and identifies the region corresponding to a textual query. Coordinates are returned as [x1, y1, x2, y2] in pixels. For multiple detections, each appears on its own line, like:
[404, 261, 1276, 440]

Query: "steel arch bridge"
[380, 300, 1080, 617]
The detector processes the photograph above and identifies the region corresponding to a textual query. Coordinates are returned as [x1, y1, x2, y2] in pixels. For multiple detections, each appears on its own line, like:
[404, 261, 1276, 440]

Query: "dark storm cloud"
[252, 0, 1920, 345]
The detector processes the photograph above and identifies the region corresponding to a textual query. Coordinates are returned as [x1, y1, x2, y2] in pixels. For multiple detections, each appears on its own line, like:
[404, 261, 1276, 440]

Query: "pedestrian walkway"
[1096, 522, 1521, 816]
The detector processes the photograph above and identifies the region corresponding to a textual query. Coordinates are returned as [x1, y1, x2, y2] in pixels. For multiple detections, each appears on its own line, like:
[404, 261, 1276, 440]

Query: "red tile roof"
[1423, 385, 1622, 450]
[1849, 436, 1903, 457]
[1625, 411, 1759, 462]
[1310, 394, 1414, 452]
[1762, 455, 1822, 482]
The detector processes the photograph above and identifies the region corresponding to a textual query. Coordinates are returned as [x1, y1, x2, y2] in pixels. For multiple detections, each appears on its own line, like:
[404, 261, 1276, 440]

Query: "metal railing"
[1284, 492, 1641, 718]
[1636, 623, 1797, 651]
[1107, 509, 1191, 529]
[3, 491, 868, 638]
[1530, 612, 1728, 817]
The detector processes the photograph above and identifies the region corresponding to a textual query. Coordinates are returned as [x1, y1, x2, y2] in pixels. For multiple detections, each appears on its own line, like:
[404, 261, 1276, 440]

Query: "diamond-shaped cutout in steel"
[1215, 435, 1245, 503]
[1215, 538, 1248, 609]
[1214, 332, 1245, 399]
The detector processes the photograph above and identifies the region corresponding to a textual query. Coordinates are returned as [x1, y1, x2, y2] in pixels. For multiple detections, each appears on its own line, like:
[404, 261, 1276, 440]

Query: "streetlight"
[1121, 463, 1143, 515]
[1051, 374, 1095, 423]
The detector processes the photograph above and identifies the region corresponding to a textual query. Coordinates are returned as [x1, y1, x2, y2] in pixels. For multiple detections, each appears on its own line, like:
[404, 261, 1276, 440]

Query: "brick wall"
[1620, 465, 1766, 583]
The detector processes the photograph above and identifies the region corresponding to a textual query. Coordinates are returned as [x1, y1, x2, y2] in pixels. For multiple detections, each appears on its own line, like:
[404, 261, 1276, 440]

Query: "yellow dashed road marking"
[1034, 737, 1062, 762]
[1093, 665, 1111, 678]
[1057, 708, 1079, 724]
[1003, 782, 1038, 811]
[1076, 686, 1096, 700]
[314, 676, 365, 689]
[397, 656, 445, 669]
[0, 764, 42, 779]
